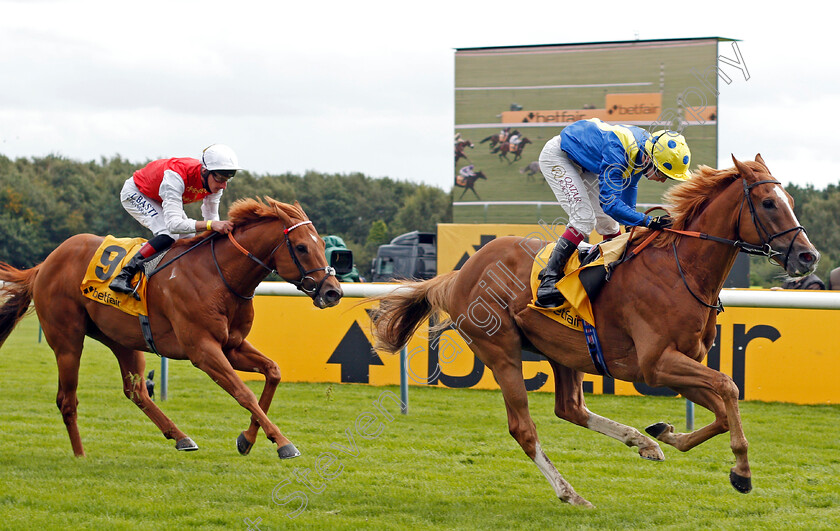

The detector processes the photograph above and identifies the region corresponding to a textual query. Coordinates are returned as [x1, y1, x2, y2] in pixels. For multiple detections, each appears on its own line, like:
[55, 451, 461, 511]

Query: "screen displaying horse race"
[453, 38, 722, 223]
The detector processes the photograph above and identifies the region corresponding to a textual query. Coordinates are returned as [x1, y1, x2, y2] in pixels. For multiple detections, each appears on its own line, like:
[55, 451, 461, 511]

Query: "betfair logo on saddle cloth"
[80, 236, 150, 317]
[527, 234, 630, 330]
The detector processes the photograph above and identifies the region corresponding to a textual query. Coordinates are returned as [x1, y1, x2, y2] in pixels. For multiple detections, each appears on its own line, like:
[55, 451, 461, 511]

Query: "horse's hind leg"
[493, 361, 593, 507]
[54, 349, 85, 456]
[226, 340, 282, 455]
[547, 359, 664, 461]
[110, 345, 194, 451]
[36, 301, 87, 456]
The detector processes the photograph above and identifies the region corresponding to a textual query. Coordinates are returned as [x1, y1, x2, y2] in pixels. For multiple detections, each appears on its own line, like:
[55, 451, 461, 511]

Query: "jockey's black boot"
[108, 251, 147, 300]
[534, 238, 578, 308]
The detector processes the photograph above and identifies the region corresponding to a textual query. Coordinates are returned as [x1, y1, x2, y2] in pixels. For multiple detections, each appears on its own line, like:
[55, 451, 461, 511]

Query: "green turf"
[1, 314, 838, 530]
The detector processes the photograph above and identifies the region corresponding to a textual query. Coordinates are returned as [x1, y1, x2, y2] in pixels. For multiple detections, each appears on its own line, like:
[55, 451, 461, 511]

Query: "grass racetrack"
[1, 315, 838, 530]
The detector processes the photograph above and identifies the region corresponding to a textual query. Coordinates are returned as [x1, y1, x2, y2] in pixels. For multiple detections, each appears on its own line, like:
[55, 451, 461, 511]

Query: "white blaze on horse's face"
[310, 234, 318, 244]
[772, 185, 797, 222]
[772, 185, 814, 245]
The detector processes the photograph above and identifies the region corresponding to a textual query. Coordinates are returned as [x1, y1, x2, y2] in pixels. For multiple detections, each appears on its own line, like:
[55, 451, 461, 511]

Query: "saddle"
[527, 234, 630, 330]
[81, 236, 151, 316]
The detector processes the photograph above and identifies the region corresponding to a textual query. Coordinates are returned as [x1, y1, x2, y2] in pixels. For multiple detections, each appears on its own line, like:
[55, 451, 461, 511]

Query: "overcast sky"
[2, 0, 838, 191]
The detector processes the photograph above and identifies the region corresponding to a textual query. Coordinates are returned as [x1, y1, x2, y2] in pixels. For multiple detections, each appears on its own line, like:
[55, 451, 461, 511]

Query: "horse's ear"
[731, 154, 754, 179]
[755, 153, 769, 171]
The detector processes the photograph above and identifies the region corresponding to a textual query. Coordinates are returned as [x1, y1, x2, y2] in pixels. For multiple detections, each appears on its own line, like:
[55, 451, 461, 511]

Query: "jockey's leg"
[535, 147, 593, 308]
[535, 229, 582, 308]
[109, 234, 174, 298]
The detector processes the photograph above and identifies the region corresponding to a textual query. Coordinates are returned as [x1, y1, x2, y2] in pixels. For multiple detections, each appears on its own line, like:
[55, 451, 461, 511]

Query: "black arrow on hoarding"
[326, 321, 383, 383]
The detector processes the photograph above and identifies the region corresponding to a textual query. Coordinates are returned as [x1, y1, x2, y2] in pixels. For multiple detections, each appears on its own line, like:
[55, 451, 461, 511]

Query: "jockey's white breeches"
[539, 135, 620, 236]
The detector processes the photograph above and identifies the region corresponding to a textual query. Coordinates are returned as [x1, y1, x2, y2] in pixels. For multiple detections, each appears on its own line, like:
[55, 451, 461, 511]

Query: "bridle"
[733, 178, 805, 269]
[212, 220, 336, 300]
[621, 176, 806, 312]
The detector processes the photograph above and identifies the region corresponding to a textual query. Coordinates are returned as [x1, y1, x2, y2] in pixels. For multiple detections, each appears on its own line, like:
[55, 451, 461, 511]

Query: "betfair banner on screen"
[245, 292, 840, 405]
[453, 38, 744, 224]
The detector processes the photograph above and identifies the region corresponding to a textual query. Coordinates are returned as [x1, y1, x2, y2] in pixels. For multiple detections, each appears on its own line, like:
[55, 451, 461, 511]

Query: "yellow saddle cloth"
[80, 236, 150, 317]
[527, 234, 630, 330]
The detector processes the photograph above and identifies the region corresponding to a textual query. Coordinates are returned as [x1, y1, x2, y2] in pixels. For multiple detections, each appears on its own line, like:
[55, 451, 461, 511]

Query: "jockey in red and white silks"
[109, 144, 242, 298]
[120, 157, 223, 239]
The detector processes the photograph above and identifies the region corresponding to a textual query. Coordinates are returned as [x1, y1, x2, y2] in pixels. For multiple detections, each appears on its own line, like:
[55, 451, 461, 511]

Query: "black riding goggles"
[212, 169, 237, 182]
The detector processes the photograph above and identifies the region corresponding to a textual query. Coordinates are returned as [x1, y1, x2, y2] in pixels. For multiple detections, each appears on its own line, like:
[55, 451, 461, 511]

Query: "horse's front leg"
[644, 385, 729, 452]
[641, 345, 751, 494]
[226, 340, 283, 455]
[190, 338, 300, 459]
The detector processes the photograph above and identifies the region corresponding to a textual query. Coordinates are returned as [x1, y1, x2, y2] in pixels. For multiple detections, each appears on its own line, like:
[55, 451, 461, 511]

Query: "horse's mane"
[171, 197, 306, 249]
[648, 160, 767, 247]
[228, 197, 307, 227]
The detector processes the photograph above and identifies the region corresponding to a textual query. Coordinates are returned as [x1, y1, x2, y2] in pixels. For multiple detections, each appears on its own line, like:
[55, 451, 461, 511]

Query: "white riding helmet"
[201, 144, 242, 171]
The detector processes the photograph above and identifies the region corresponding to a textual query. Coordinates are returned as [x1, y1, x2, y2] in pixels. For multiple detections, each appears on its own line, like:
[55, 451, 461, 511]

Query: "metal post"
[686, 399, 694, 431]
[160, 357, 169, 401]
[399, 345, 408, 414]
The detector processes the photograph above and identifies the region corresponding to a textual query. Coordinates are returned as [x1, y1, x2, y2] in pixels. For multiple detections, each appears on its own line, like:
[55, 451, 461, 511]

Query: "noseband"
[281, 221, 337, 296]
[213, 220, 336, 300]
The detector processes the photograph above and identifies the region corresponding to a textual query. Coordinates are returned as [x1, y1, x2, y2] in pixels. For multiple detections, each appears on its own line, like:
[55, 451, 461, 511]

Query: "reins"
[212, 219, 336, 299]
[149, 219, 336, 300]
[617, 176, 805, 313]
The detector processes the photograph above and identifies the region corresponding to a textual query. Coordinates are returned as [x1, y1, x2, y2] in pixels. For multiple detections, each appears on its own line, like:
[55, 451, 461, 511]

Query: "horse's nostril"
[801, 252, 814, 263]
[326, 289, 342, 302]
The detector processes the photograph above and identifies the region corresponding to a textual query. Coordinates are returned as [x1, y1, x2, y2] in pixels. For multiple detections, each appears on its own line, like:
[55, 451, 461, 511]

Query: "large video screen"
[454, 38, 722, 223]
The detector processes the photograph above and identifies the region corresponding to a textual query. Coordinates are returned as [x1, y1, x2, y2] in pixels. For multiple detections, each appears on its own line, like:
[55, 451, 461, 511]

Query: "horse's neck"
[220, 222, 281, 292]
[679, 183, 744, 295]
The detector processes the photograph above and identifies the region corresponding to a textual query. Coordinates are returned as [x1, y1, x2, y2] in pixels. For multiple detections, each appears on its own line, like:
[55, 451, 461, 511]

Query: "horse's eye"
[762, 199, 775, 209]
[295, 244, 307, 253]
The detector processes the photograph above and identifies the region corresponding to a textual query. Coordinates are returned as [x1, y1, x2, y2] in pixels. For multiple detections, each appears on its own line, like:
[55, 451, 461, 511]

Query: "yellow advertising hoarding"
[501, 93, 664, 124]
[245, 224, 839, 405]
[245, 293, 840, 405]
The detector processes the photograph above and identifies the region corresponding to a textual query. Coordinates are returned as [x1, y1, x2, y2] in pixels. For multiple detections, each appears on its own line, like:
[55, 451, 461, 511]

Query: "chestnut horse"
[0, 198, 342, 458]
[455, 139, 474, 163]
[454, 169, 487, 200]
[493, 136, 532, 162]
[371, 156, 819, 507]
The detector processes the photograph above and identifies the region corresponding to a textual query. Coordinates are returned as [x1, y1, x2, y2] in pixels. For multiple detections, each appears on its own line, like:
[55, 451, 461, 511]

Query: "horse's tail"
[368, 271, 459, 353]
[0, 262, 40, 347]
[479, 136, 492, 144]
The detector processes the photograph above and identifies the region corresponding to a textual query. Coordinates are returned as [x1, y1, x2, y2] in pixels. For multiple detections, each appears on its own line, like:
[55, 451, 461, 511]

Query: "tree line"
[0, 154, 452, 274]
[0, 153, 837, 285]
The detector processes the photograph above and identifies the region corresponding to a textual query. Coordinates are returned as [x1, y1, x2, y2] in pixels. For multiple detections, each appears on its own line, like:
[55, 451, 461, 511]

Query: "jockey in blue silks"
[535, 118, 692, 308]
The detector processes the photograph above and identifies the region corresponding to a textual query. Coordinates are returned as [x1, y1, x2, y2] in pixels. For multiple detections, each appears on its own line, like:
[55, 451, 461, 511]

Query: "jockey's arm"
[159, 170, 202, 234]
[619, 173, 642, 212]
[598, 159, 650, 227]
[200, 191, 223, 223]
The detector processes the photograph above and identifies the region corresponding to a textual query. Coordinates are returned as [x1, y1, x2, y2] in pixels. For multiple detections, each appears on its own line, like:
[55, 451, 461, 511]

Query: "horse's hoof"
[176, 437, 199, 451]
[645, 422, 670, 439]
[639, 444, 665, 461]
[237, 432, 253, 456]
[277, 443, 301, 459]
[730, 470, 752, 493]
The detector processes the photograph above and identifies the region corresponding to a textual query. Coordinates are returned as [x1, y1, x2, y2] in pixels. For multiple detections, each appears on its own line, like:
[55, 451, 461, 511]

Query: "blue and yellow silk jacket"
[560, 118, 652, 227]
